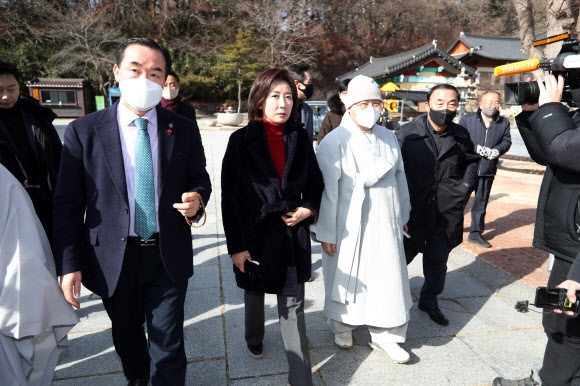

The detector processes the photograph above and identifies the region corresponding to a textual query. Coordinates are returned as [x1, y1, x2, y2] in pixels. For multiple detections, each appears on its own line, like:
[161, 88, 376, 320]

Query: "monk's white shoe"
[334, 331, 353, 348]
[370, 341, 410, 364]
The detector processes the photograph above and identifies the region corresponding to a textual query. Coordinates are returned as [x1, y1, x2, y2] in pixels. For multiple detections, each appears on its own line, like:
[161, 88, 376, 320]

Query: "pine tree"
[211, 28, 266, 113]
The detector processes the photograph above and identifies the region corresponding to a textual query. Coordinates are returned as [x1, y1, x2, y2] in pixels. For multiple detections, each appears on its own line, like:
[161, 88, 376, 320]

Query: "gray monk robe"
[311, 113, 412, 329]
[0, 165, 78, 386]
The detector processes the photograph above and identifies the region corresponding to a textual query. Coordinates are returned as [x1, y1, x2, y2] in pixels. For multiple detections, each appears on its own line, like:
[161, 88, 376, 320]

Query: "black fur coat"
[221, 119, 324, 294]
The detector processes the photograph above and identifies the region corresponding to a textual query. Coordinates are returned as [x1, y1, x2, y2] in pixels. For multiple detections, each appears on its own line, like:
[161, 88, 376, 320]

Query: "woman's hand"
[281, 207, 313, 227]
[231, 250, 252, 273]
[321, 242, 336, 256]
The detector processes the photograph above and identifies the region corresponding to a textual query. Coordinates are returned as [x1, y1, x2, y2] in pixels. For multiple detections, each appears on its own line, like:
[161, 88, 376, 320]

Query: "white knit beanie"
[344, 75, 383, 109]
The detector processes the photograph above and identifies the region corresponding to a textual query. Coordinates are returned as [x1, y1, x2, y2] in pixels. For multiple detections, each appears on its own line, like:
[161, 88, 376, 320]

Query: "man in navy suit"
[53, 38, 211, 386]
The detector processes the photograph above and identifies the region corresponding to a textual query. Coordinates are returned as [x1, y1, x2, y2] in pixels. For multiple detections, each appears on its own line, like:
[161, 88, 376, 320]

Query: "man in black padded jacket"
[493, 74, 580, 386]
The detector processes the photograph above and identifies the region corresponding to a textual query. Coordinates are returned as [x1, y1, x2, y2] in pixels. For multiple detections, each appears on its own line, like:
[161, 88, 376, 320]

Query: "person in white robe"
[0, 164, 79, 385]
[311, 75, 412, 364]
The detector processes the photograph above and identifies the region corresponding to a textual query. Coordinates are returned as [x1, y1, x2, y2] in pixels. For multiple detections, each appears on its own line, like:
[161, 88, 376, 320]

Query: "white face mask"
[162, 87, 179, 100]
[354, 106, 380, 129]
[119, 78, 163, 111]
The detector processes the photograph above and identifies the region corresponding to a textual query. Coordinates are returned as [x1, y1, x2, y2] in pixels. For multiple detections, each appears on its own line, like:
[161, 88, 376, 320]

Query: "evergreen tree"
[211, 28, 266, 113]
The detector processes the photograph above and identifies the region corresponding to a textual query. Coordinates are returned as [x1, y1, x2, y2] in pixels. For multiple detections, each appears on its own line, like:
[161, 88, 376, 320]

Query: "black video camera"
[535, 286, 580, 316]
[496, 34, 580, 107]
[516, 287, 580, 317]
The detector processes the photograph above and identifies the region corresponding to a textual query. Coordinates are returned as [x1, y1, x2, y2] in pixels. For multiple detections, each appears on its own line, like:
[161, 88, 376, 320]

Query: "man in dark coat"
[492, 76, 580, 386]
[396, 84, 477, 326]
[53, 38, 211, 385]
[317, 93, 344, 144]
[288, 63, 314, 143]
[318, 79, 351, 145]
[160, 71, 197, 121]
[459, 91, 511, 248]
[0, 60, 62, 241]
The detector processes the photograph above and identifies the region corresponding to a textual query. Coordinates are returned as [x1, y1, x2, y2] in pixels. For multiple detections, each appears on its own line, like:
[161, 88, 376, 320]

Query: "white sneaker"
[334, 331, 353, 348]
[370, 340, 410, 364]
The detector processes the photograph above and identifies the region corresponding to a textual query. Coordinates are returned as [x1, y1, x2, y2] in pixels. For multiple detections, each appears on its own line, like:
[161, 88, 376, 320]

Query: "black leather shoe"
[418, 304, 449, 326]
[127, 375, 150, 386]
[492, 370, 539, 386]
[467, 234, 492, 248]
[247, 343, 264, 359]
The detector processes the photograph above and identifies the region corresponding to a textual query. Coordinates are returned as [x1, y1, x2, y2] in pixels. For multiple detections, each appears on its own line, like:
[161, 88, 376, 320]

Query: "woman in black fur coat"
[221, 68, 324, 386]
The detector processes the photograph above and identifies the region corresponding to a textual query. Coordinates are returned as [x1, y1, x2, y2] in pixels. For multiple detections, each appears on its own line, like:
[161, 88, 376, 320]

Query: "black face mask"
[299, 83, 314, 100]
[428, 108, 456, 127]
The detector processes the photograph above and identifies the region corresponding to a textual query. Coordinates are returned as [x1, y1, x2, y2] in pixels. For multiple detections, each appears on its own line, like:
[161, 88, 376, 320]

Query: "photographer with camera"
[493, 74, 580, 386]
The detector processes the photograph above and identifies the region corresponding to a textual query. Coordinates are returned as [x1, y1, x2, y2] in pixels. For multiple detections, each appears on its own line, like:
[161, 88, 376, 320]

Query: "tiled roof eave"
[385, 47, 437, 74]
[29, 83, 85, 88]
[27, 78, 86, 88]
[385, 47, 475, 76]
[464, 51, 527, 61]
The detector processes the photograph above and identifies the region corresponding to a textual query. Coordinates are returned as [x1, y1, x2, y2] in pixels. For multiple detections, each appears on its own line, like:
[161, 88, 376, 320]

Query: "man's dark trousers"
[539, 257, 580, 384]
[469, 176, 494, 238]
[102, 236, 188, 385]
[405, 200, 449, 309]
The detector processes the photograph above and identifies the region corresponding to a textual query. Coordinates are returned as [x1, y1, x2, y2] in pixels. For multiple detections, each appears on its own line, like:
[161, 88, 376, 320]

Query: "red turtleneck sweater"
[263, 119, 285, 181]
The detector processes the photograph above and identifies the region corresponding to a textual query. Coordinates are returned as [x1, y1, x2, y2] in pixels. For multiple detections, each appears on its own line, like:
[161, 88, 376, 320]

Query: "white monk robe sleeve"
[310, 140, 342, 244]
[0, 165, 79, 386]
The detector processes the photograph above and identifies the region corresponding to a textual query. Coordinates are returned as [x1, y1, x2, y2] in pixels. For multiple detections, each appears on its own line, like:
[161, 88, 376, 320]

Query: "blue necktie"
[134, 118, 156, 240]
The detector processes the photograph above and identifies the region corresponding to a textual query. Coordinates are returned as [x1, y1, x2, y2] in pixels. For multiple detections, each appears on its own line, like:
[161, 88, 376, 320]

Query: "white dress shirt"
[117, 102, 160, 237]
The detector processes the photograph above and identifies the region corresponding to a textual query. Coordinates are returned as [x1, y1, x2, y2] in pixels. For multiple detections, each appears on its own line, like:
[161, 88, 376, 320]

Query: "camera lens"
[504, 81, 541, 105]
[518, 81, 540, 104]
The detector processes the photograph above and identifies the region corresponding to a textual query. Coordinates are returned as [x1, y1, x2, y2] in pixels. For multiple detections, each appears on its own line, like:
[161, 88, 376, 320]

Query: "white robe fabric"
[0, 165, 79, 385]
[312, 113, 412, 328]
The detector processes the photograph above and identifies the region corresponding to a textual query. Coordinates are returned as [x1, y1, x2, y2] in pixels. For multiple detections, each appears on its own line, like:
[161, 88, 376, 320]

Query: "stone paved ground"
[52, 130, 549, 386]
[463, 159, 548, 288]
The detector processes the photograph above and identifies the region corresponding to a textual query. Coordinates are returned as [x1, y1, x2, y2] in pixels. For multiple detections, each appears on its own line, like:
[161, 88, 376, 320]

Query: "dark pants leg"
[145, 266, 187, 385]
[418, 202, 449, 309]
[278, 283, 313, 386]
[244, 285, 313, 386]
[244, 290, 266, 346]
[102, 240, 187, 385]
[469, 176, 494, 237]
[539, 258, 580, 385]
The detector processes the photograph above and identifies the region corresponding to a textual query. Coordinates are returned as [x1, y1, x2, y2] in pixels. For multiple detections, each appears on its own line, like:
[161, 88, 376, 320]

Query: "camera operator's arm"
[515, 110, 548, 166]
[529, 74, 580, 173]
[566, 252, 580, 284]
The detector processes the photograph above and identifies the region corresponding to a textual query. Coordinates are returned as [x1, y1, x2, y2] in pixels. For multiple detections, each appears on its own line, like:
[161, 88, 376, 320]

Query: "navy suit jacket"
[53, 102, 211, 298]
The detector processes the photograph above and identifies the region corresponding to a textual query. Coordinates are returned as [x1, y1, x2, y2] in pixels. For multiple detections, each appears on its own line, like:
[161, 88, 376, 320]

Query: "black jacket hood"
[326, 93, 345, 115]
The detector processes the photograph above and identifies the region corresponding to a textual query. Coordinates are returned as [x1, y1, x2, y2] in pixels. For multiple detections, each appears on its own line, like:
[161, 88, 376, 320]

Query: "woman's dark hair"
[247, 68, 299, 122]
[337, 78, 350, 93]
